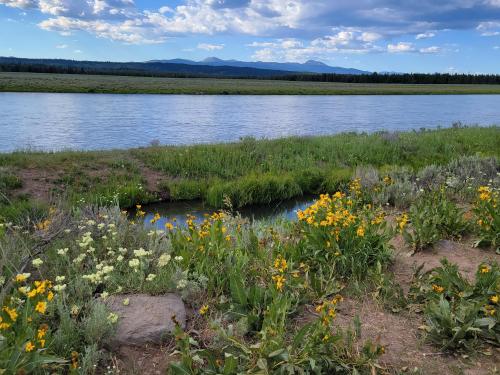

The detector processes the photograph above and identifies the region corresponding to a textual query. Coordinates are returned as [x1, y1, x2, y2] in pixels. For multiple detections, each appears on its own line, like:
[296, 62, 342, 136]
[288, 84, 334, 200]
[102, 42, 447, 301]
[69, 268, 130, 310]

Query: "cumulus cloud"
[2, 0, 499, 56]
[197, 43, 224, 50]
[55, 43, 68, 48]
[477, 21, 500, 36]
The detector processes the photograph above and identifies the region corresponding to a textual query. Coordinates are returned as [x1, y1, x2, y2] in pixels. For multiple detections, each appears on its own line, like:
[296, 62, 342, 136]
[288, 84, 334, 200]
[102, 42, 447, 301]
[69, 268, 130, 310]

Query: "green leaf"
[170, 363, 193, 375]
[230, 274, 247, 307]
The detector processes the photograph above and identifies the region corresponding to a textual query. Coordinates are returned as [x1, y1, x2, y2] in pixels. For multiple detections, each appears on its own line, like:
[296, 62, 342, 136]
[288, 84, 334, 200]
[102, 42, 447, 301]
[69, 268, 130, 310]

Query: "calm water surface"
[1, 93, 499, 152]
[140, 195, 316, 229]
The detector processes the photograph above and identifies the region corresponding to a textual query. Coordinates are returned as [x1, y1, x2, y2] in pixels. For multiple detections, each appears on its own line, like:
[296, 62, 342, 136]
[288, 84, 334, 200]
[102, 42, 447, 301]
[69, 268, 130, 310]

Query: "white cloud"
[55, 43, 68, 48]
[387, 42, 415, 53]
[73, 49, 82, 53]
[197, 43, 224, 50]
[477, 21, 500, 35]
[419, 46, 441, 53]
[416, 32, 435, 39]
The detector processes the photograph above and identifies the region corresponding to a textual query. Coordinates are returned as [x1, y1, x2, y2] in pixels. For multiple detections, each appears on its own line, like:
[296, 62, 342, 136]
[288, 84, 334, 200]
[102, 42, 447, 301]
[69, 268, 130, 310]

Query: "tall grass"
[0, 127, 499, 210]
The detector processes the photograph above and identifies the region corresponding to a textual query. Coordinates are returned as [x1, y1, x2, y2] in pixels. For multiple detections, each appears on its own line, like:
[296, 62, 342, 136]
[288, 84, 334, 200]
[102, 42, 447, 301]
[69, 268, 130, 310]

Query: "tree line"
[1, 57, 500, 84]
[273, 72, 500, 84]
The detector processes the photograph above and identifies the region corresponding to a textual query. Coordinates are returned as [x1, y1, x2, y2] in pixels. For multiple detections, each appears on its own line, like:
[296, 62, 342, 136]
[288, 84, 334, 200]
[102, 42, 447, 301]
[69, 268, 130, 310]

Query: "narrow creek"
[137, 195, 317, 228]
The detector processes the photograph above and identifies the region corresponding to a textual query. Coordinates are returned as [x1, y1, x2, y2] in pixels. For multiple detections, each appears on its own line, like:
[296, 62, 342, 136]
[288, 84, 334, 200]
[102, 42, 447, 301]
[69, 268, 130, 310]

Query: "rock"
[106, 294, 186, 347]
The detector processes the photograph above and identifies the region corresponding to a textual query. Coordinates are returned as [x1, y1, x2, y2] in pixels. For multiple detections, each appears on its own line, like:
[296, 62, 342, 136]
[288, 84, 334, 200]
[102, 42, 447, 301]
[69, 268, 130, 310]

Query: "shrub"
[401, 191, 469, 250]
[409, 260, 500, 351]
[296, 191, 392, 279]
[473, 186, 500, 252]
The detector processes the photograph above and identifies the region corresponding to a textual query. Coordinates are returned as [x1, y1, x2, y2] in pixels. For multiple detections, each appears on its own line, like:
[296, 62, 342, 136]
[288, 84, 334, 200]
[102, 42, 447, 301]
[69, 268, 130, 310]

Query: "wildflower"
[32, 258, 44, 268]
[70, 305, 80, 317]
[199, 304, 209, 315]
[15, 273, 31, 282]
[322, 334, 330, 342]
[55, 276, 66, 283]
[133, 248, 151, 257]
[25, 341, 35, 352]
[37, 324, 48, 339]
[117, 255, 124, 262]
[383, 176, 392, 185]
[397, 213, 408, 232]
[177, 279, 188, 289]
[272, 275, 285, 291]
[356, 226, 365, 237]
[478, 186, 492, 201]
[490, 295, 499, 304]
[0, 317, 11, 330]
[107, 313, 119, 324]
[3, 306, 18, 321]
[480, 265, 490, 274]
[150, 213, 161, 224]
[47, 291, 54, 301]
[484, 305, 496, 316]
[174, 256, 183, 262]
[158, 253, 171, 267]
[129, 258, 140, 271]
[101, 291, 109, 300]
[274, 255, 288, 273]
[71, 351, 79, 369]
[165, 222, 174, 230]
[432, 284, 444, 293]
[35, 301, 47, 314]
[146, 274, 157, 282]
[123, 298, 130, 306]
[54, 284, 67, 292]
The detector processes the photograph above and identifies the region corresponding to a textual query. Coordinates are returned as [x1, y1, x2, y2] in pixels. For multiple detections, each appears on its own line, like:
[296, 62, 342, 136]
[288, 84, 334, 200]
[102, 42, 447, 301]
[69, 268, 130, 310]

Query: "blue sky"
[1, 0, 500, 73]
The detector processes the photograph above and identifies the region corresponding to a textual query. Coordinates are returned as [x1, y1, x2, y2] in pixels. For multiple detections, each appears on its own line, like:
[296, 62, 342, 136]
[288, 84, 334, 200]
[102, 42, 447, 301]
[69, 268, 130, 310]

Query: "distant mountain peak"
[202, 57, 223, 63]
[148, 57, 370, 75]
[304, 60, 327, 66]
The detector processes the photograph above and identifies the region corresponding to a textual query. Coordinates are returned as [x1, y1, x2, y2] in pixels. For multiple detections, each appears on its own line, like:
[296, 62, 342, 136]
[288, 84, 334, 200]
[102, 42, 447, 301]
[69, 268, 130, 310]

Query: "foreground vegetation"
[0, 155, 499, 373]
[3, 72, 500, 95]
[1, 127, 499, 224]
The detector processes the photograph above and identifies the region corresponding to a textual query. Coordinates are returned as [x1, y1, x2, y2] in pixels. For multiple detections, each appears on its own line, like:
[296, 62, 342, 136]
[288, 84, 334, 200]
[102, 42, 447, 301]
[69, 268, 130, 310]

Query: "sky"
[1, 0, 500, 73]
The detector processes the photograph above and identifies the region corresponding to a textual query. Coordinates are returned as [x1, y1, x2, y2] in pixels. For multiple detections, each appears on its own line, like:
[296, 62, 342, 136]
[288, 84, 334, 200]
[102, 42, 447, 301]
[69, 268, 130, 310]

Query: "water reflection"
[138, 195, 316, 229]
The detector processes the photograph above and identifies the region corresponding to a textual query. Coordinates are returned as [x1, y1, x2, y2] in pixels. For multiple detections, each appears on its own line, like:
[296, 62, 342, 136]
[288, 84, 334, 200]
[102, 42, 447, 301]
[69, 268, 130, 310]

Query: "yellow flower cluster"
[315, 295, 344, 327]
[397, 213, 408, 232]
[478, 186, 492, 202]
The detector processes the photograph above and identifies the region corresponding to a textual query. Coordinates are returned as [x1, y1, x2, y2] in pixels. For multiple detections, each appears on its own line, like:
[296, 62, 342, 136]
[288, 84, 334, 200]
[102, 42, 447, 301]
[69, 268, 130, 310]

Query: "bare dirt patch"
[330, 238, 500, 374]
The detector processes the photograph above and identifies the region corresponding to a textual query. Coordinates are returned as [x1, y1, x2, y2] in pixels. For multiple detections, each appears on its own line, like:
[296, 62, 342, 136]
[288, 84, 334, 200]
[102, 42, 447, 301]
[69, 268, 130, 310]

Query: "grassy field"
[0, 127, 499, 222]
[2, 72, 500, 95]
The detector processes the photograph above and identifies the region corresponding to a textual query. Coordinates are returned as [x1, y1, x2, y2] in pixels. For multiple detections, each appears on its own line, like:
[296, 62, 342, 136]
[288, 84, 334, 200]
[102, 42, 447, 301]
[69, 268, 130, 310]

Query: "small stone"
[106, 294, 186, 348]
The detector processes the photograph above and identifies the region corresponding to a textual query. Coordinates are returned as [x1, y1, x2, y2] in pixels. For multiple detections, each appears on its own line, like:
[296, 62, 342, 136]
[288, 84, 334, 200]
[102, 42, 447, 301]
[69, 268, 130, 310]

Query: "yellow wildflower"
[490, 295, 499, 304]
[35, 301, 47, 314]
[274, 255, 288, 273]
[480, 265, 490, 274]
[199, 305, 209, 315]
[3, 306, 18, 322]
[356, 226, 365, 237]
[15, 273, 30, 283]
[25, 341, 35, 352]
[432, 284, 444, 293]
[272, 275, 285, 292]
[165, 222, 174, 230]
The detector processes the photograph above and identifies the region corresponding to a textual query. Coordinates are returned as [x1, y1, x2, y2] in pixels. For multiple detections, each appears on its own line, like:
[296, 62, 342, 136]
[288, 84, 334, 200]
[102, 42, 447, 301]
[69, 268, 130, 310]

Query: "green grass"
[3, 72, 500, 95]
[0, 127, 499, 214]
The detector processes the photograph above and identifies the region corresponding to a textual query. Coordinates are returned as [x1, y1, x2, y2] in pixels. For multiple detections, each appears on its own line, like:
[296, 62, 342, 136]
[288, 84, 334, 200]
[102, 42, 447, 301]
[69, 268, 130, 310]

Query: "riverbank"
[1, 126, 499, 222]
[3, 72, 500, 95]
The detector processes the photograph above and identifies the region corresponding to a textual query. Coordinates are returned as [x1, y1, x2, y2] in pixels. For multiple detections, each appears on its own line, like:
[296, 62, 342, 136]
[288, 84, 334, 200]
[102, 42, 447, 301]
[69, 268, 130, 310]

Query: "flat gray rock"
[106, 294, 186, 347]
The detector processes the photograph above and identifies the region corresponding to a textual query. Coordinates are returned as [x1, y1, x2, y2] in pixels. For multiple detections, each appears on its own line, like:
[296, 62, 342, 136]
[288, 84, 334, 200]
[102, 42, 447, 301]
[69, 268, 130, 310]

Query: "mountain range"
[149, 57, 370, 75]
